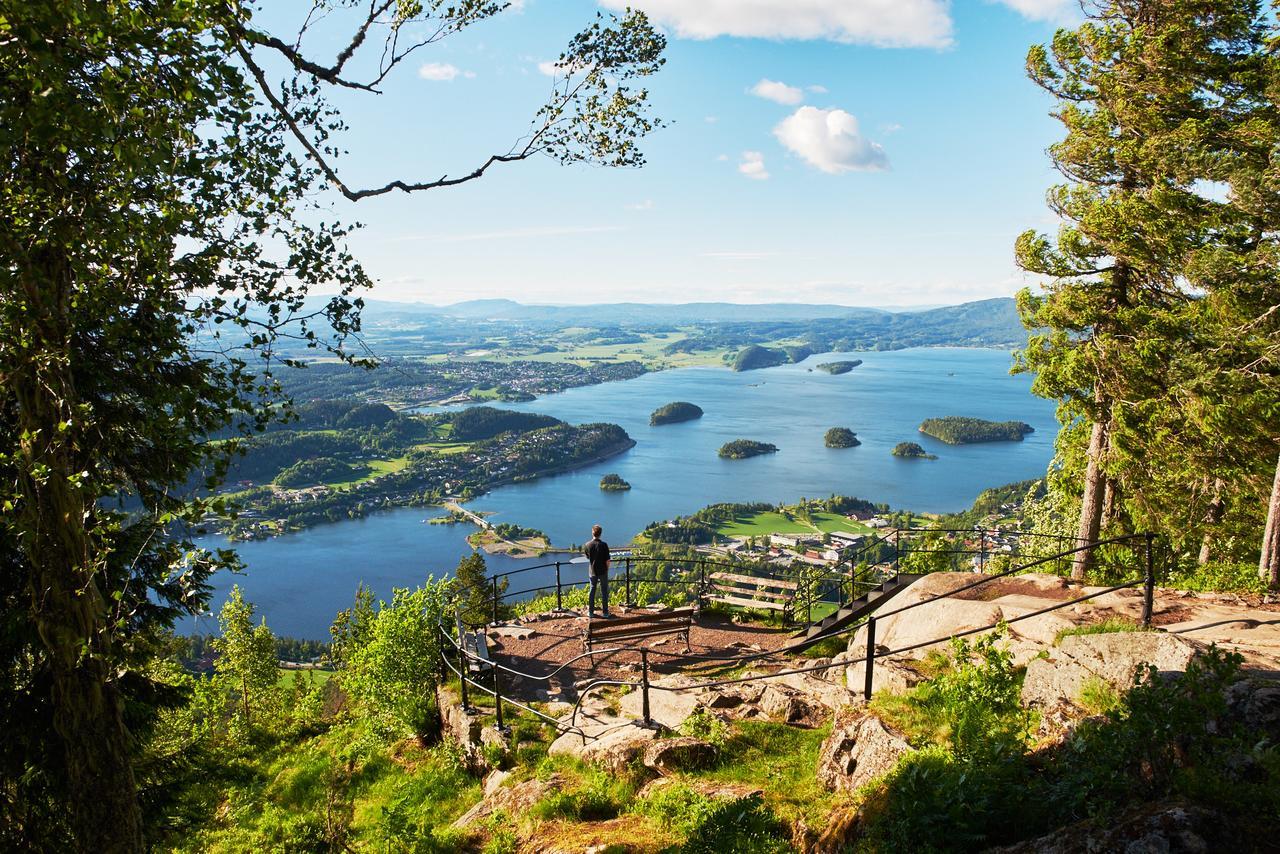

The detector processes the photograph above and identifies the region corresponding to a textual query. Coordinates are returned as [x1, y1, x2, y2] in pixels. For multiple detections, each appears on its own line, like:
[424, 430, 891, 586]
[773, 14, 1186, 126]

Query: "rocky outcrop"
[1225, 677, 1280, 741]
[816, 707, 914, 793]
[452, 772, 567, 828]
[1021, 631, 1203, 711]
[988, 800, 1240, 853]
[642, 737, 715, 774]
[547, 721, 663, 773]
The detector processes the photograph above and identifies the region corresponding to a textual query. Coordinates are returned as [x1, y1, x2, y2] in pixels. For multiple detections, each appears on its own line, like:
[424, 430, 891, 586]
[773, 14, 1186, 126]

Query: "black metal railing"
[439, 532, 1163, 746]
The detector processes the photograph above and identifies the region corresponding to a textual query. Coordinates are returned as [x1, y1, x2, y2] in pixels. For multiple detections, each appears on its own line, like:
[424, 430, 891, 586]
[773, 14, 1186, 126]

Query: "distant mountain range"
[352, 296, 1018, 327]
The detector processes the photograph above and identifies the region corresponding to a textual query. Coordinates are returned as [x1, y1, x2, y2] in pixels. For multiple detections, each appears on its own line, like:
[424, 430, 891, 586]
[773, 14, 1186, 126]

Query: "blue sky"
[271, 1, 1078, 307]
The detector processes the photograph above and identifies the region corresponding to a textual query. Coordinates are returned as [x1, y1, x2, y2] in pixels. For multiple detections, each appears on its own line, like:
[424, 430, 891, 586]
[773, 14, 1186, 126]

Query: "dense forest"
[919, 416, 1035, 444]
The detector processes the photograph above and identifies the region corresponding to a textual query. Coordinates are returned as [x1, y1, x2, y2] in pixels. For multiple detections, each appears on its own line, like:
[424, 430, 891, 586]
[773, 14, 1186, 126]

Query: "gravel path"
[485, 609, 794, 702]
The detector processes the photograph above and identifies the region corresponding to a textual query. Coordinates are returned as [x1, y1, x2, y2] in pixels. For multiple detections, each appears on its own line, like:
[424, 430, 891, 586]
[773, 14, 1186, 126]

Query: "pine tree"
[1016, 0, 1274, 578]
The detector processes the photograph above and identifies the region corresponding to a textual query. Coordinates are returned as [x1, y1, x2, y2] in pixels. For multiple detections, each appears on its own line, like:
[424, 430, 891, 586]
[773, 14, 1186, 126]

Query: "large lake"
[187, 348, 1059, 638]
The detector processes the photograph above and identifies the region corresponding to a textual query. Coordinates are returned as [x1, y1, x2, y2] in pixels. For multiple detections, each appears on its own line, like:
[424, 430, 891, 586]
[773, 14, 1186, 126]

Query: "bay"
[187, 347, 1059, 639]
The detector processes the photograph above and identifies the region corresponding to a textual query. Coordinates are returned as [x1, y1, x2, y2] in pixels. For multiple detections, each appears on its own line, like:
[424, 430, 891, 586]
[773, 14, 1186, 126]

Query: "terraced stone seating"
[704, 571, 798, 622]
[583, 607, 695, 655]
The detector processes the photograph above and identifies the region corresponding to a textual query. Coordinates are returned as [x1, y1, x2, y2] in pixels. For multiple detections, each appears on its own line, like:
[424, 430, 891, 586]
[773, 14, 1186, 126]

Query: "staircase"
[793, 572, 922, 647]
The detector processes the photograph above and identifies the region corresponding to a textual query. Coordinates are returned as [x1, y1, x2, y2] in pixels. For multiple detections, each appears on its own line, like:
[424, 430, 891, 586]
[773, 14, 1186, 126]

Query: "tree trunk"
[14, 252, 143, 852]
[1261, 453, 1280, 588]
[1072, 417, 1109, 581]
[1198, 478, 1226, 566]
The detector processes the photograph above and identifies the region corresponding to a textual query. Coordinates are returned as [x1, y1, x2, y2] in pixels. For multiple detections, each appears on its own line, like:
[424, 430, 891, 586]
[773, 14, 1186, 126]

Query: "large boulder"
[1021, 631, 1203, 711]
[1225, 677, 1280, 741]
[849, 573, 1006, 658]
[548, 721, 663, 773]
[817, 707, 913, 793]
[642, 737, 715, 774]
[453, 773, 567, 828]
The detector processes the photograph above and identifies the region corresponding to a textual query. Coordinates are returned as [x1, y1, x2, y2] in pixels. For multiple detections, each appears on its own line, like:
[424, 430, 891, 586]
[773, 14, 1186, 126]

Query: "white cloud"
[990, 0, 1078, 23]
[715, 153, 729, 161]
[598, 0, 953, 49]
[418, 62, 474, 81]
[807, 84, 828, 93]
[773, 106, 889, 174]
[880, 122, 903, 133]
[626, 199, 656, 211]
[749, 78, 804, 105]
[738, 151, 770, 180]
[705, 116, 719, 123]
[536, 60, 560, 76]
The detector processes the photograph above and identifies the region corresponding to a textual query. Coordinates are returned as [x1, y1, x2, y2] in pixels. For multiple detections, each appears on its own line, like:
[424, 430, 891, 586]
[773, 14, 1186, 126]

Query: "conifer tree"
[1016, 0, 1274, 578]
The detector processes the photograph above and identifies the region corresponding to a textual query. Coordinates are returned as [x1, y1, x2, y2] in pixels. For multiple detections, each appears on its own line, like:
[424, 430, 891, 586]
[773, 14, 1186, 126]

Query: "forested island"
[824, 427, 861, 448]
[816, 360, 862, 374]
[599, 473, 631, 490]
[919, 416, 1035, 444]
[213, 401, 634, 540]
[718, 439, 779, 459]
[649, 401, 703, 425]
[892, 441, 937, 459]
[731, 344, 812, 371]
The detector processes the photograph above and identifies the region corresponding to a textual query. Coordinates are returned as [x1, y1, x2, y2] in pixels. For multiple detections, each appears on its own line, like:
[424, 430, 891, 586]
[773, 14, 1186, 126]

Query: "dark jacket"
[584, 537, 610, 576]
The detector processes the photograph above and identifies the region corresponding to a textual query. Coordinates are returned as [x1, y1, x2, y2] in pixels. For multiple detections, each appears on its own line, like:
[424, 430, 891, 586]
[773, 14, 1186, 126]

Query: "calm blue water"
[187, 348, 1059, 638]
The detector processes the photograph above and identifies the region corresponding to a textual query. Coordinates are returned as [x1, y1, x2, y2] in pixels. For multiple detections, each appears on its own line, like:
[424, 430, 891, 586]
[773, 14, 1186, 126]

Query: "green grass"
[696, 720, 835, 828]
[715, 509, 873, 539]
[276, 668, 333, 688]
[1053, 617, 1148, 646]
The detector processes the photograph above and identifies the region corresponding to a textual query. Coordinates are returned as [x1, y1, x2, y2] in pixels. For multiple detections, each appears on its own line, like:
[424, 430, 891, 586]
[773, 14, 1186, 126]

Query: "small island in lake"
[719, 439, 779, 459]
[919, 416, 1035, 444]
[824, 427, 861, 448]
[650, 401, 704, 426]
[892, 441, 937, 459]
[816, 360, 862, 375]
[732, 344, 812, 372]
[600, 473, 631, 491]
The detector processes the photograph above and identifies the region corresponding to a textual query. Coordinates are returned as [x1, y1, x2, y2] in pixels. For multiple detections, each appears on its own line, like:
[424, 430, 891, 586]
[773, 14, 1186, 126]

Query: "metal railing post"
[979, 530, 987, 574]
[457, 631, 472, 712]
[640, 649, 652, 727]
[555, 561, 562, 611]
[492, 660, 506, 732]
[893, 530, 901, 568]
[806, 571, 812, 625]
[1142, 532, 1156, 627]
[625, 557, 633, 607]
[491, 576, 499, 625]
[863, 616, 877, 701]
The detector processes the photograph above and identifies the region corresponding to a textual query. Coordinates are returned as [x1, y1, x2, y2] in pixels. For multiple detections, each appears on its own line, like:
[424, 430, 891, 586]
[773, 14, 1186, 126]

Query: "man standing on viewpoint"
[584, 524, 612, 618]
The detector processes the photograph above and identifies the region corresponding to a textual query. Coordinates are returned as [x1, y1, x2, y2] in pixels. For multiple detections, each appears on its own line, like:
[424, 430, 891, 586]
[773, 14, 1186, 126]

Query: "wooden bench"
[582, 607, 695, 655]
[456, 614, 493, 674]
[703, 571, 799, 622]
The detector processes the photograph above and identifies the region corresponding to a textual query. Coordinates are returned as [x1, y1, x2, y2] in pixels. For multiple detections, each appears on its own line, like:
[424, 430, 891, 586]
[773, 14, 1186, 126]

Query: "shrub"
[637, 784, 790, 854]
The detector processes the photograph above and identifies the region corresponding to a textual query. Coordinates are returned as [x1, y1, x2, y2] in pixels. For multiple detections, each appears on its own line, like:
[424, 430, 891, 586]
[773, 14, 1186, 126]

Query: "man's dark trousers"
[589, 572, 609, 617]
